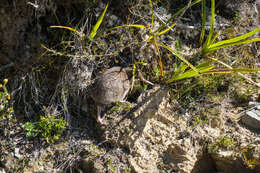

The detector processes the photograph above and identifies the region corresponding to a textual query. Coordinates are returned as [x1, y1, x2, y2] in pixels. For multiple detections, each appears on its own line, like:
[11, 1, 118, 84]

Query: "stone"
[241, 109, 260, 130]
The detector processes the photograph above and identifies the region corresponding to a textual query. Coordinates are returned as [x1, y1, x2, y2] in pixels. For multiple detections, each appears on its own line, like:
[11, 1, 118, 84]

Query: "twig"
[209, 57, 260, 87]
[153, 12, 229, 31]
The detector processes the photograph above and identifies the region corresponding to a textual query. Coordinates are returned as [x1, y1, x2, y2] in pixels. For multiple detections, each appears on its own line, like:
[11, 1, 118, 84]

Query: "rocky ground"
[0, 0, 260, 173]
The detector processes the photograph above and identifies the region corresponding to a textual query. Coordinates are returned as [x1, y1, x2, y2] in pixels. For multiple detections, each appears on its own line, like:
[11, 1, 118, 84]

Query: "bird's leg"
[96, 105, 105, 124]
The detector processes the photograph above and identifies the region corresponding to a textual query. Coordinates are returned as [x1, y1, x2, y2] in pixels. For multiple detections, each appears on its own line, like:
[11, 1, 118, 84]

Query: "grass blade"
[105, 24, 147, 33]
[169, 62, 189, 81]
[200, 0, 206, 44]
[167, 61, 215, 83]
[175, 62, 189, 75]
[169, 66, 258, 82]
[209, 56, 260, 87]
[204, 0, 215, 47]
[156, 23, 177, 37]
[50, 26, 83, 37]
[208, 27, 260, 49]
[205, 38, 260, 54]
[131, 64, 136, 91]
[210, 30, 220, 45]
[157, 42, 199, 73]
[148, 23, 177, 41]
[149, 0, 154, 34]
[206, 68, 260, 74]
[89, 3, 109, 40]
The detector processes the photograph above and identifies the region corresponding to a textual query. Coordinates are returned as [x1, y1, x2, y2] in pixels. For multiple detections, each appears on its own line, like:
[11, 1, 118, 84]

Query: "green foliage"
[24, 108, 67, 143]
[108, 158, 116, 173]
[49, 0, 259, 90]
[197, 74, 229, 93]
[209, 136, 235, 152]
[105, 0, 202, 79]
[89, 3, 108, 40]
[167, 0, 260, 83]
[241, 146, 260, 169]
[201, 0, 260, 55]
[192, 115, 209, 127]
[153, 66, 160, 79]
[50, 3, 109, 41]
[175, 39, 183, 52]
[0, 79, 14, 119]
[137, 81, 148, 91]
[231, 87, 255, 104]
[167, 61, 214, 83]
[108, 101, 131, 115]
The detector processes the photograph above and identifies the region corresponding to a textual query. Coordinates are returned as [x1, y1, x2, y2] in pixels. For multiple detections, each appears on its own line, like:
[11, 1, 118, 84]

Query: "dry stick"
[154, 12, 229, 31]
[152, 37, 164, 79]
[209, 57, 260, 87]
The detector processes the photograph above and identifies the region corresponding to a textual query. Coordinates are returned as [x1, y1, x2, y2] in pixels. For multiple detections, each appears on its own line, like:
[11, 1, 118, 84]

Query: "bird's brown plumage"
[90, 67, 130, 124]
[90, 67, 130, 105]
[89, 66, 153, 124]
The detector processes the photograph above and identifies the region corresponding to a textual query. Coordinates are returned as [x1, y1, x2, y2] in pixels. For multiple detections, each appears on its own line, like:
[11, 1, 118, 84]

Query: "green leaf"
[50, 26, 83, 37]
[89, 3, 109, 40]
[173, 62, 189, 76]
[105, 24, 147, 33]
[148, 23, 177, 41]
[167, 61, 215, 83]
[149, 0, 154, 34]
[210, 30, 220, 45]
[204, 0, 215, 47]
[169, 62, 188, 81]
[200, 0, 206, 44]
[24, 122, 34, 131]
[205, 38, 260, 54]
[208, 27, 260, 49]
[157, 42, 199, 73]
[205, 68, 260, 74]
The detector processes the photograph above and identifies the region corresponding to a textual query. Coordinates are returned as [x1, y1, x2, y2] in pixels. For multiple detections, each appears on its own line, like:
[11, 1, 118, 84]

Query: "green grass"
[209, 135, 235, 153]
[48, 0, 260, 87]
[24, 106, 67, 143]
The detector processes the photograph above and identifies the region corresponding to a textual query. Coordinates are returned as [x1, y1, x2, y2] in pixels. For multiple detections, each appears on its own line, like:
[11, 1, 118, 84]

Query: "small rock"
[14, 148, 22, 159]
[0, 168, 6, 173]
[241, 109, 260, 130]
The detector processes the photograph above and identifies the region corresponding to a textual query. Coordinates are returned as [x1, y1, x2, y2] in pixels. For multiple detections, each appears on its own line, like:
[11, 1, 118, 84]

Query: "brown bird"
[90, 66, 153, 124]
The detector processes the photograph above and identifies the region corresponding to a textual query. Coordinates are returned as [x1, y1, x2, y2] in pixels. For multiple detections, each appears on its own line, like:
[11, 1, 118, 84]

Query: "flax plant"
[168, 0, 260, 83]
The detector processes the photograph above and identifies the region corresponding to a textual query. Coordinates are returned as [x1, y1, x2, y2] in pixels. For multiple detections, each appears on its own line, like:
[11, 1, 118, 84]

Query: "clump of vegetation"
[209, 135, 235, 153]
[241, 146, 260, 169]
[231, 87, 255, 105]
[24, 107, 67, 143]
[0, 79, 13, 119]
[197, 74, 230, 93]
[192, 115, 209, 127]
